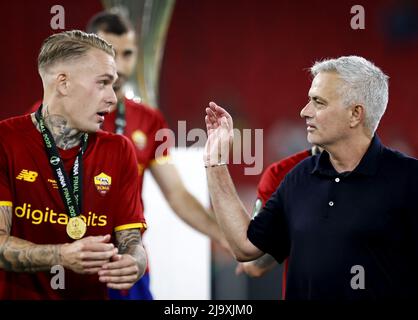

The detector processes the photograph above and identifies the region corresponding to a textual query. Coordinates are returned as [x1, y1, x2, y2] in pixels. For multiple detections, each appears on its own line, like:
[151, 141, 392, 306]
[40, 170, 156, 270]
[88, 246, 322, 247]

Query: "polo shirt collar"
[311, 135, 383, 177]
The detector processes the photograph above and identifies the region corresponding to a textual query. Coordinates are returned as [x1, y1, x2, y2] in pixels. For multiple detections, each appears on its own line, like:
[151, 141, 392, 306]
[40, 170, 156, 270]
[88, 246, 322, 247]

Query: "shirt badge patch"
[132, 130, 147, 150]
[94, 172, 112, 196]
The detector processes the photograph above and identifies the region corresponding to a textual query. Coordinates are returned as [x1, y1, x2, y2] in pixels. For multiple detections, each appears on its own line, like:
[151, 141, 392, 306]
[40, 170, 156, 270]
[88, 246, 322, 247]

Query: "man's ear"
[349, 104, 364, 128]
[56, 73, 69, 96]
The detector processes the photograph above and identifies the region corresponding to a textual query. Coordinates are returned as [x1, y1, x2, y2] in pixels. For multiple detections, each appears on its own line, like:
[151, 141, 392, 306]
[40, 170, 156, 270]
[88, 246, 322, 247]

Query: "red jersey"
[101, 98, 172, 199]
[254, 149, 311, 299]
[0, 114, 146, 299]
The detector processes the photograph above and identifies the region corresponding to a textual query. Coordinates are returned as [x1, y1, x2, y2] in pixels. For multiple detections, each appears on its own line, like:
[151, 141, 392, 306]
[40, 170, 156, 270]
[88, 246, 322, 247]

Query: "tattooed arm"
[0, 205, 61, 272]
[0, 205, 116, 273]
[98, 229, 147, 289]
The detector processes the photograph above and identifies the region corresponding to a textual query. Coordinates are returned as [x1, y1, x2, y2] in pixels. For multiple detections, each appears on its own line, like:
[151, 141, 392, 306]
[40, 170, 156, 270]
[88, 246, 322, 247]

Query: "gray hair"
[38, 30, 115, 73]
[311, 55, 389, 134]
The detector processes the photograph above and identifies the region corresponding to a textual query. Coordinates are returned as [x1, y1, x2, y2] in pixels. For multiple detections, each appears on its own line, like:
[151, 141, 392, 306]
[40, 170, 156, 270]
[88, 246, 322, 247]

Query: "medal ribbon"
[114, 101, 126, 135]
[35, 105, 88, 219]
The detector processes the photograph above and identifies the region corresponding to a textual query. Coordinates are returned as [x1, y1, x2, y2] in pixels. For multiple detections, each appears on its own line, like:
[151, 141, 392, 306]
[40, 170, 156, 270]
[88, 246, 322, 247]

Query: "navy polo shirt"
[248, 136, 418, 300]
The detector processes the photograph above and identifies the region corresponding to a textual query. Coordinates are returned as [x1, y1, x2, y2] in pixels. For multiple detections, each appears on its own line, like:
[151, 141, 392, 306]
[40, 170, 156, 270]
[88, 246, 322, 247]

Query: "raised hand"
[204, 101, 234, 166]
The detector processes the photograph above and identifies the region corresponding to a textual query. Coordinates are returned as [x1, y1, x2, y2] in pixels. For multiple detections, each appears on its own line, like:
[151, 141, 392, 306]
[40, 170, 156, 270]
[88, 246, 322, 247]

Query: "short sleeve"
[113, 136, 146, 232]
[0, 142, 12, 207]
[248, 185, 290, 263]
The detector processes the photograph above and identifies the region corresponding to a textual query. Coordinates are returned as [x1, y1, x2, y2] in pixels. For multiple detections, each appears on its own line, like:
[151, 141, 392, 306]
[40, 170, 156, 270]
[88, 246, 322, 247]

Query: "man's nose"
[300, 101, 313, 118]
[107, 87, 117, 106]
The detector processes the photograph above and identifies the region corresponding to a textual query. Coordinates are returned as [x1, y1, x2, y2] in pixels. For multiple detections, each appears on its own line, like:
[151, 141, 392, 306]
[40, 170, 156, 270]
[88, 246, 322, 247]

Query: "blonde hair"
[38, 30, 114, 72]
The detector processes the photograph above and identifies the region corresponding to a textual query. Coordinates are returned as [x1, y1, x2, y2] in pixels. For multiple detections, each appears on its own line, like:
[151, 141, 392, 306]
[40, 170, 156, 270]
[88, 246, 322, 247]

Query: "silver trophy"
[102, 0, 176, 108]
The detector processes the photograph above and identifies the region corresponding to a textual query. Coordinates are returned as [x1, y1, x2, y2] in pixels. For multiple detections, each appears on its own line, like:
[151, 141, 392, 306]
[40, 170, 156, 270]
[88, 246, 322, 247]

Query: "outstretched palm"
[204, 102, 234, 166]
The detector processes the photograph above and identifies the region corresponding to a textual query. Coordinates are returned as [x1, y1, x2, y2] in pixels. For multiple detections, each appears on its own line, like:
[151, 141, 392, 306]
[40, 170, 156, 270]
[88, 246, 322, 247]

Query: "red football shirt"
[254, 149, 311, 300]
[29, 98, 170, 282]
[0, 114, 146, 299]
[101, 98, 172, 200]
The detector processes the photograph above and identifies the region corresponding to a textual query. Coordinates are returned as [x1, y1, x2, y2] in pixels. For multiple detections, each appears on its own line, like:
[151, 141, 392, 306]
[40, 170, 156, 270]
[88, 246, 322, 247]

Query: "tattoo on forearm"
[116, 229, 146, 265]
[0, 239, 61, 273]
[0, 206, 12, 235]
[115, 229, 142, 256]
[0, 206, 60, 272]
[253, 254, 276, 269]
[115, 229, 146, 280]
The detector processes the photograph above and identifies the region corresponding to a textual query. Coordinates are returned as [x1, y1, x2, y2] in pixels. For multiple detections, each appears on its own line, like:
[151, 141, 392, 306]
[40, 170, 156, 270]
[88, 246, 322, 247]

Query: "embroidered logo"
[94, 172, 112, 195]
[16, 170, 38, 182]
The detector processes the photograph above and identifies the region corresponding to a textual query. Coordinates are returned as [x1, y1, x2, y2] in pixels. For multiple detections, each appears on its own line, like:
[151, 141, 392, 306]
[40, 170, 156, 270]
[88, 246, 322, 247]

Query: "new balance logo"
[16, 170, 38, 182]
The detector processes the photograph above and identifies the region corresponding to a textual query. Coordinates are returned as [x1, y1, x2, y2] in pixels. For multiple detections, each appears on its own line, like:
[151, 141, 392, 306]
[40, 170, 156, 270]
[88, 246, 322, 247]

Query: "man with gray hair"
[0, 30, 147, 299]
[204, 55, 418, 299]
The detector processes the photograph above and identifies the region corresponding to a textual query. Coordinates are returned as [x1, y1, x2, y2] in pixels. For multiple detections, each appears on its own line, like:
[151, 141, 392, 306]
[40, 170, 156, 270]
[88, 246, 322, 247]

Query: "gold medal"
[66, 216, 87, 240]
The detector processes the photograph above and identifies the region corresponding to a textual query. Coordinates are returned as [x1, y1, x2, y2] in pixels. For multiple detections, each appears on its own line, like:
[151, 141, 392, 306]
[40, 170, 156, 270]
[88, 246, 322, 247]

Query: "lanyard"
[115, 101, 126, 135]
[35, 105, 88, 218]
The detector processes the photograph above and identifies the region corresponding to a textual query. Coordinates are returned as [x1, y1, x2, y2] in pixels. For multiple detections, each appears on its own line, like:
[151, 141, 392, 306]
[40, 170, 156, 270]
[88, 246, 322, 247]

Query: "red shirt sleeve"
[0, 141, 12, 206]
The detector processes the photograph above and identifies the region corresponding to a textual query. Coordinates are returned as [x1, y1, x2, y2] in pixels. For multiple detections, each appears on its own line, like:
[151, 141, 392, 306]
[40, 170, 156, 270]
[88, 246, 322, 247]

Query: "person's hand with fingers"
[98, 253, 142, 290]
[204, 101, 234, 167]
[59, 234, 117, 274]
